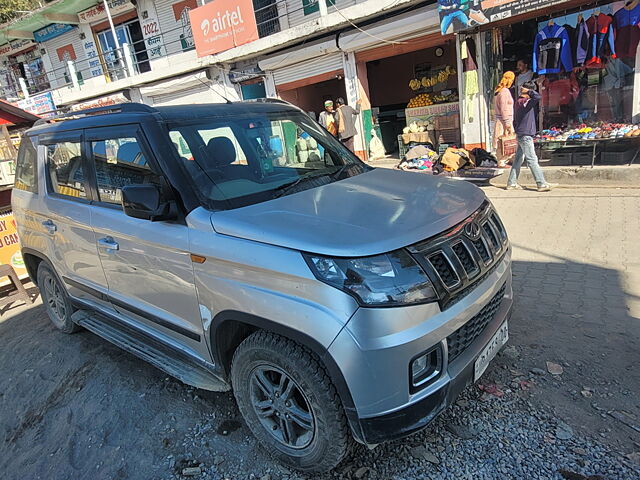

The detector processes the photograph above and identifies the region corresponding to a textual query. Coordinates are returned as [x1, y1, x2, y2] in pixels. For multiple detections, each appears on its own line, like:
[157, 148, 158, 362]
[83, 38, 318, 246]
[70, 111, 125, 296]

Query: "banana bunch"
[409, 66, 457, 91]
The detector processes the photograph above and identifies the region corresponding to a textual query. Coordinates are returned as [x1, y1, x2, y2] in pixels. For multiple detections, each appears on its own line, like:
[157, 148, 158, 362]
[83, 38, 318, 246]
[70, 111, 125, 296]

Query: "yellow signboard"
[0, 212, 27, 278]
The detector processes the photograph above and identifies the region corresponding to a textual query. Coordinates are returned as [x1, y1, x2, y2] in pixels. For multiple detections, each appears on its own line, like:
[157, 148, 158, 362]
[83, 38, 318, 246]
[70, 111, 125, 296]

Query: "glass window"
[46, 142, 86, 199]
[14, 136, 38, 193]
[169, 110, 367, 210]
[91, 136, 156, 206]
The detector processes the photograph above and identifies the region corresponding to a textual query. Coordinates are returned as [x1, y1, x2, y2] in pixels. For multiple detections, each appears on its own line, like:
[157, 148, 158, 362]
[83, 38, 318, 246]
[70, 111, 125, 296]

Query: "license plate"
[474, 322, 509, 382]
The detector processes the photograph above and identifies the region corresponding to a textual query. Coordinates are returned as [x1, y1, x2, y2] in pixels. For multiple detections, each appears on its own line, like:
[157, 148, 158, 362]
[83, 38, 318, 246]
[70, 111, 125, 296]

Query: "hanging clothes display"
[575, 17, 590, 66]
[461, 37, 479, 122]
[533, 23, 574, 74]
[586, 13, 616, 67]
[613, 1, 640, 59]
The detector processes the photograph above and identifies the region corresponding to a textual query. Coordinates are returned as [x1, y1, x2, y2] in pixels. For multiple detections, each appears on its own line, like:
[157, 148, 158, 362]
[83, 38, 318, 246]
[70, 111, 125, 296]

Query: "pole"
[103, 0, 127, 76]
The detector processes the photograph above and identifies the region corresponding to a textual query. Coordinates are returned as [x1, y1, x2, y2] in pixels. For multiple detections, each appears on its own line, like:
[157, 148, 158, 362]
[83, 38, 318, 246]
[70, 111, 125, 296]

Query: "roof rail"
[33, 102, 156, 126]
[245, 98, 293, 106]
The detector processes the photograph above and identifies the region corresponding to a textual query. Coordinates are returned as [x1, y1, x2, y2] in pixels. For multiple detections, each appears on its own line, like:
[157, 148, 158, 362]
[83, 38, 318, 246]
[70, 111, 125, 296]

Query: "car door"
[36, 132, 113, 310]
[84, 125, 206, 355]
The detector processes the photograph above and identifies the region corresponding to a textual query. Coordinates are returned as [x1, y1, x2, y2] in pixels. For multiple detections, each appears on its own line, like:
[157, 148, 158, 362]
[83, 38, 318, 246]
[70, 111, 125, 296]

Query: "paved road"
[0, 187, 638, 479]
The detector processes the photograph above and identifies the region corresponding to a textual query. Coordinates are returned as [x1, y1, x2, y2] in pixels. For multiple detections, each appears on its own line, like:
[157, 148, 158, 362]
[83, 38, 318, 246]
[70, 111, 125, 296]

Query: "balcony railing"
[0, 0, 359, 102]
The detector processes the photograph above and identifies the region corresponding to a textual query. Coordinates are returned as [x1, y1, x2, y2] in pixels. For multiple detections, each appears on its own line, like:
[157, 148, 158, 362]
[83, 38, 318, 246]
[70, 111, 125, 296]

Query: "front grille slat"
[447, 283, 506, 361]
[428, 252, 460, 289]
[409, 202, 509, 310]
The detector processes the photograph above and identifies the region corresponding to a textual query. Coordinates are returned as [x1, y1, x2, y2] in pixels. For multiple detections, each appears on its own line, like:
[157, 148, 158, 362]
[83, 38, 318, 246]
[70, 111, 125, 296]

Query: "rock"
[572, 447, 587, 456]
[502, 345, 520, 360]
[456, 399, 469, 408]
[260, 475, 272, 480]
[546, 362, 564, 375]
[213, 456, 225, 466]
[410, 446, 440, 464]
[182, 466, 202, 476]
[354, 467, 369, 479]
[531, 368, 546, 376]
[581, 389, 593, 398]
[556, 422, 574, 440]
[445, 423, 476, 440]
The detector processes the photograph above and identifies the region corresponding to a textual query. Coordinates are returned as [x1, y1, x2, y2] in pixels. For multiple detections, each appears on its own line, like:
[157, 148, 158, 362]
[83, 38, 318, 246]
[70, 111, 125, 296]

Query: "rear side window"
[46, 142, 87, 199]
[14, 136, 38, 193]
[91, 136, 157, 206]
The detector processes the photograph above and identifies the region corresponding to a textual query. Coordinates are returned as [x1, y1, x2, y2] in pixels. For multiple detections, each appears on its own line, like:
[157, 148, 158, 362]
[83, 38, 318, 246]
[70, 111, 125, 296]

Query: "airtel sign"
[189, 0, 259, 57]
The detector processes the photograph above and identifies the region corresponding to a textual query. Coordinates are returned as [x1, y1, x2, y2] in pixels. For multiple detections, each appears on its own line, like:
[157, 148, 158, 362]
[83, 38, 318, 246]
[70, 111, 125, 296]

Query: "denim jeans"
[507, 135, 547, 187]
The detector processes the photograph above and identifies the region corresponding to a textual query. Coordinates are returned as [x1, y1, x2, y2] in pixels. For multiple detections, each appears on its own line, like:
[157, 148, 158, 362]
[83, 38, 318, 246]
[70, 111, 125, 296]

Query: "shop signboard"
[0, 40, 35, 57]
[78, 0, 135, 24]
[81, 38, 104, 77]
[16, 91, 56, 117]
[406, 102, 459, 124]
[0, 212, 28, 280]
[141, 10, 165, 59]
[189, 0, 259, 57]
[438, 0, 570, 34]
[33, 23, 75, 43]
[70, 92, 129, 111]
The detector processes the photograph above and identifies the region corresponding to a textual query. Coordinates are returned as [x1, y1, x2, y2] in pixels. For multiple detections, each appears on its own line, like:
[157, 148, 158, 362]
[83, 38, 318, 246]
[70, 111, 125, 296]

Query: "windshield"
[168, 110, 369, 210]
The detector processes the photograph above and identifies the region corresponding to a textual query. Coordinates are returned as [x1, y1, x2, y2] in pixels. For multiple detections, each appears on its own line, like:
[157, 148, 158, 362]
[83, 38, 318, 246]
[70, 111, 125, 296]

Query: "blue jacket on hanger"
[533, 24, 574, 74]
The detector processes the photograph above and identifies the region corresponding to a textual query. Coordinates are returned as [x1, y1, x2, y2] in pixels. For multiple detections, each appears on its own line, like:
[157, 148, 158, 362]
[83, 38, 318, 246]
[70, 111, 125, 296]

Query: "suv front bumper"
[328, 252, 512, 445]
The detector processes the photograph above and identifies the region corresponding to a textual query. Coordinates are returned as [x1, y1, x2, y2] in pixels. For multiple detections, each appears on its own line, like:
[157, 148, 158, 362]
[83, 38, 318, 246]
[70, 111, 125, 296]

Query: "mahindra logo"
[465, 221, 482, 240]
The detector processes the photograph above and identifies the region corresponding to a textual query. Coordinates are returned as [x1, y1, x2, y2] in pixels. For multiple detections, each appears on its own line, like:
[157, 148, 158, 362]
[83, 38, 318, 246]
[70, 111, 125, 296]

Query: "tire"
[231, 331, 351, 473]
[37, 262, 80, 334]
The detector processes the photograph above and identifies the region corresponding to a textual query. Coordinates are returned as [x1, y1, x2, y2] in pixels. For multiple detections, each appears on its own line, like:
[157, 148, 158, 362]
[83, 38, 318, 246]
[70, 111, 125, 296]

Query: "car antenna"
[194, 74, 233, 104]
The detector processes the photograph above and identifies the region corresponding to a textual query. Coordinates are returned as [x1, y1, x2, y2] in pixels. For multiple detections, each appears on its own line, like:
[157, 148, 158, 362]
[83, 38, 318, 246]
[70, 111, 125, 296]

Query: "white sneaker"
[506, 183, 523, 190]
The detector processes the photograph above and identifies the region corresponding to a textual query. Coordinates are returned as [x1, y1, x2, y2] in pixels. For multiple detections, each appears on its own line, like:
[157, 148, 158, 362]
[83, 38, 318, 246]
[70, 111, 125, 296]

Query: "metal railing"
[0, 0, 358, 102]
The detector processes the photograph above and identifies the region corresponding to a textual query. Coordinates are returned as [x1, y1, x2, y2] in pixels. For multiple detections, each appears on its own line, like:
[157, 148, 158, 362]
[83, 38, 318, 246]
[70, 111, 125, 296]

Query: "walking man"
[335, 97, 361, 152]
[507, 81, 552, 192]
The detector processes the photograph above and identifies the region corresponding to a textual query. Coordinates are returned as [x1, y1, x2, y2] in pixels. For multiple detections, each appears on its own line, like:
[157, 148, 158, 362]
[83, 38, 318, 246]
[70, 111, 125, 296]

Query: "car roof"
[27, 100, 302, 136]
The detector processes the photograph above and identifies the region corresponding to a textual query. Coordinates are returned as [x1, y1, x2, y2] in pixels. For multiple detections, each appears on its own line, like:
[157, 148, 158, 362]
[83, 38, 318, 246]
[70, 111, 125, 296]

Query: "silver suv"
[12, 102, 512, 473]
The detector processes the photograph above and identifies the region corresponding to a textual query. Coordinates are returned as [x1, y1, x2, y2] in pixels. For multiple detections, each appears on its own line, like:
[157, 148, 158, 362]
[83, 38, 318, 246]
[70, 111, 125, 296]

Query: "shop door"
[241, 81, 266, 100]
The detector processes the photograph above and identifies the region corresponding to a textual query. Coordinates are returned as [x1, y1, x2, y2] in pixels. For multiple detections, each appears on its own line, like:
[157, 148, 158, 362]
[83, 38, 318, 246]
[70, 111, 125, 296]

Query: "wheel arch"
[21, 247, 50, 285]
[210, 310, 365, 442]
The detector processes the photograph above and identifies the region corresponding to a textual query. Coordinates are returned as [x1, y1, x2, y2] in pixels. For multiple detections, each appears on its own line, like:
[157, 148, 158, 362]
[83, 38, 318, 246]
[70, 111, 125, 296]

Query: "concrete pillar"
[457, 33, 489, 150]
[343, 51, 367, 161]
[68, 61, 80, 89]
[264, 72, 277, 98]
[18, 78, 29, 98]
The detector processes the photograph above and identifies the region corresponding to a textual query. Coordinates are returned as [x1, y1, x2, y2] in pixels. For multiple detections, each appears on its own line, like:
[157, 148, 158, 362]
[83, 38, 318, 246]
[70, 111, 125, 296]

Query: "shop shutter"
[148, 83, 219, 105]
[41, 28, 87, 89]
[273, 52, 343, 86]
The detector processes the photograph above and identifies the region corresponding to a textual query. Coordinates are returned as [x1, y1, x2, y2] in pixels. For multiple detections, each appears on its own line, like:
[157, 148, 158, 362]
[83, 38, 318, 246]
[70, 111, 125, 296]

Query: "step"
[72, 310, 230, 392]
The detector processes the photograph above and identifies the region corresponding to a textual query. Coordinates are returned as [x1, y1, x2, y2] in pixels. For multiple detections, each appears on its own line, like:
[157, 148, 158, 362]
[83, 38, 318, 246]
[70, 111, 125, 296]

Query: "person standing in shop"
[493, 71, 515, 167]
[507, 81, 552, 192]
[515, 59, 534, 92]
[335, 97, 361, 152]
[319, 100, 338, 137]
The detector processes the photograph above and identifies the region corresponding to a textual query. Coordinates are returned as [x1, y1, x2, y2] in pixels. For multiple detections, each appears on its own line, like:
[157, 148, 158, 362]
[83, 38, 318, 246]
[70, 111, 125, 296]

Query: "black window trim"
[82, 124, 165, 211]
[40, 131, 92, 204]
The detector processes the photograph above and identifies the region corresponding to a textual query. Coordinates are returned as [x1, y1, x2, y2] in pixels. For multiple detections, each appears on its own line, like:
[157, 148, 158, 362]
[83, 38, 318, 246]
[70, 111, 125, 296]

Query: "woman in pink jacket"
[493, 71, 515, 167]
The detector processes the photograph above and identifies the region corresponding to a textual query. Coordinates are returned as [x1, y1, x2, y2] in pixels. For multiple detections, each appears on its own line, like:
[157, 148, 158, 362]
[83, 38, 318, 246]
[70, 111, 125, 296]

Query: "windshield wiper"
[272, 171, 333, 198]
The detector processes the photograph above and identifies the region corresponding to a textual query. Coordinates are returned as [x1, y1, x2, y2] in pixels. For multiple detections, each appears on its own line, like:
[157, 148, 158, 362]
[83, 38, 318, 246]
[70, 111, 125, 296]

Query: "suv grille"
[447, 283, 506, 361]
[408, 202, 508, 309]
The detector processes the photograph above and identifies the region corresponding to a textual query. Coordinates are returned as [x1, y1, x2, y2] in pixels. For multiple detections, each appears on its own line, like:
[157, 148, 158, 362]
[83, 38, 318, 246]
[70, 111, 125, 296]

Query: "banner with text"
[438, 0, 569, 35]
[189, 0, 259, 57]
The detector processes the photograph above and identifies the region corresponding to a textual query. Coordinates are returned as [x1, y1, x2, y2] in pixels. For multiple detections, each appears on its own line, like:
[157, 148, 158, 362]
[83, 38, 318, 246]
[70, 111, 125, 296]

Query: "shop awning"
[0, 0, 97, 45]
[0, 99, 39, 127]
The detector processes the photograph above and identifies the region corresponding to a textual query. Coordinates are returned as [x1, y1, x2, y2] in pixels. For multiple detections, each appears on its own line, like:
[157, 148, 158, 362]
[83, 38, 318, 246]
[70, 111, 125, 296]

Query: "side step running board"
[72, 310, 230, 392]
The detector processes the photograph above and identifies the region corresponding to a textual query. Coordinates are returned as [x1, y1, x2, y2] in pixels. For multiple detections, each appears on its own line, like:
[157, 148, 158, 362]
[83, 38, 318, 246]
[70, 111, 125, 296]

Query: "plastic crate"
[546, 150, 573, 166]
[572, 150, 594, 166]
[600, 146, 637, 164]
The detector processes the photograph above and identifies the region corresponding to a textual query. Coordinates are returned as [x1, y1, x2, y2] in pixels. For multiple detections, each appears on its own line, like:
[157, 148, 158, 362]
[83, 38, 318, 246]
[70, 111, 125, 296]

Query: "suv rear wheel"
[37, 262, 79, 334]
[231, 331, 351, 472]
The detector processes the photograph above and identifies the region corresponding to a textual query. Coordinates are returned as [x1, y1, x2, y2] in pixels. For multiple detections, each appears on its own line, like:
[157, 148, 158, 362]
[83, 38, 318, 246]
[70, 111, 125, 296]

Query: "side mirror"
[121, 184, 176, 221]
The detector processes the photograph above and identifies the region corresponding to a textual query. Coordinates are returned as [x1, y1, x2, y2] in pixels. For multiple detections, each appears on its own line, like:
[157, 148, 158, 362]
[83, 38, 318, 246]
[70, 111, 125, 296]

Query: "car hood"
[210, 168, 487, 257]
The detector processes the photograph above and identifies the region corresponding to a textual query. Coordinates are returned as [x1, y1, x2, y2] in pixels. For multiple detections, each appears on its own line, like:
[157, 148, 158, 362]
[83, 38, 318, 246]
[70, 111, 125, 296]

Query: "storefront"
[259, 40, 347, 120]
[450, 0, 640, 167]
[0, 40, 49, 100]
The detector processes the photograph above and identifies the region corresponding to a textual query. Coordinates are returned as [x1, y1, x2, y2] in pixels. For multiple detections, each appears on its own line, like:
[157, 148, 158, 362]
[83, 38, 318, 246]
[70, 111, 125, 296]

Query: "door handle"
[97, 237, 119, 252]
[42, 220, 57, 235]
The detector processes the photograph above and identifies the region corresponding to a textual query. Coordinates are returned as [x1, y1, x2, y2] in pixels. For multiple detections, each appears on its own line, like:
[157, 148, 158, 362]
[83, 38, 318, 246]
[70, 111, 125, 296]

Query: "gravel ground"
[1, 188, 639, 480]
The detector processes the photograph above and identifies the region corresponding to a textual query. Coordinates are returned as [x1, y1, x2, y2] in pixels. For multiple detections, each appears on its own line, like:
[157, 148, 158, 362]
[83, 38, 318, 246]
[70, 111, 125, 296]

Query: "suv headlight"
[304, 249, 437, 306]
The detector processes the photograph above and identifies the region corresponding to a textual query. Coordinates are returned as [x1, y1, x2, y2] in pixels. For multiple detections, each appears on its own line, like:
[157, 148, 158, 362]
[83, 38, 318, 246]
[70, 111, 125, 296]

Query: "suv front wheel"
[37, 261, 79, 334]
[231, 331, 351, 473]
